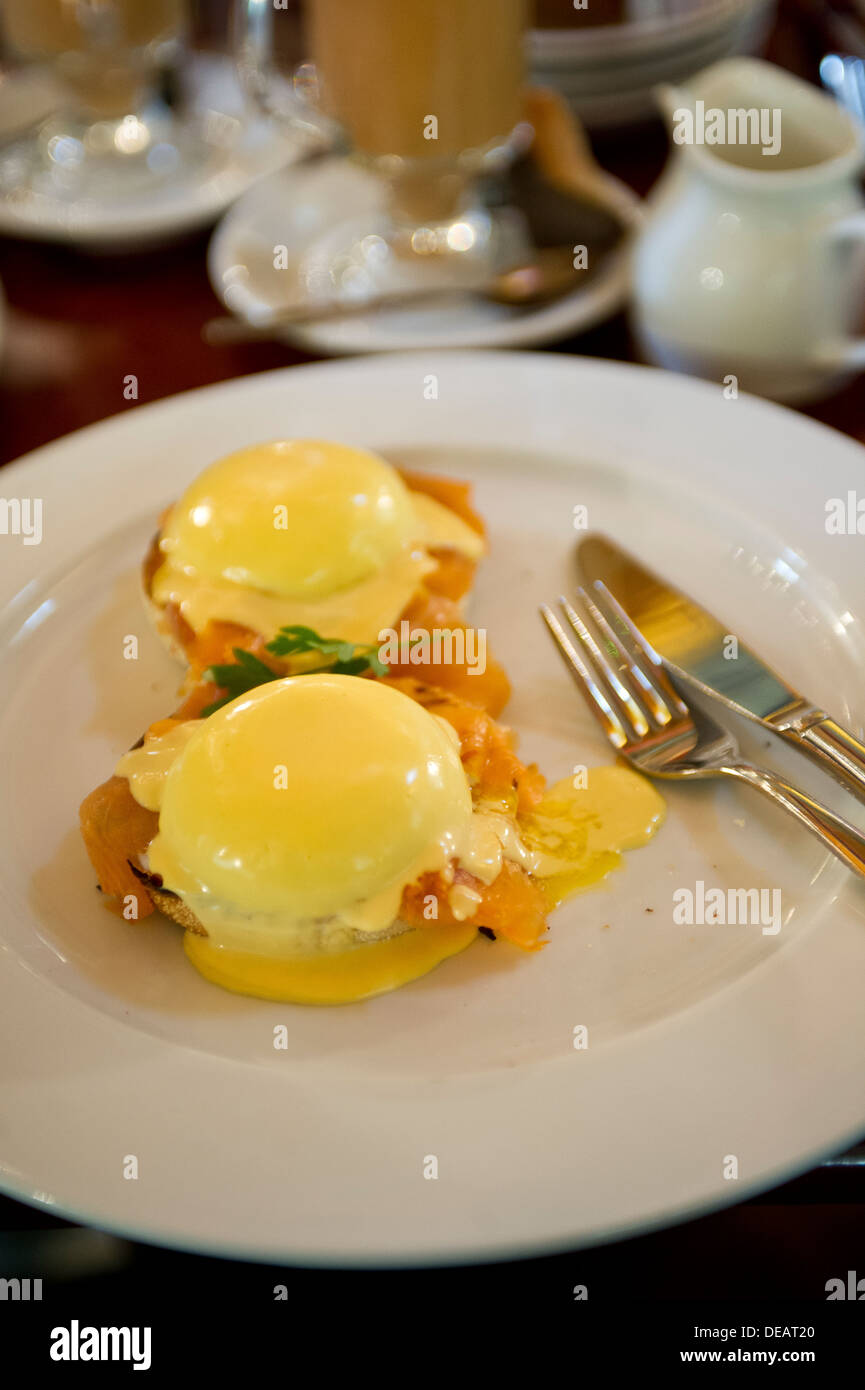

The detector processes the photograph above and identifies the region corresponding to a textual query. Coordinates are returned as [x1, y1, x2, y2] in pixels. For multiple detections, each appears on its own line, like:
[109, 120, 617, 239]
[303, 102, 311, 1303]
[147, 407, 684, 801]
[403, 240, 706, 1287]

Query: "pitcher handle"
[815, 211, 865, 370]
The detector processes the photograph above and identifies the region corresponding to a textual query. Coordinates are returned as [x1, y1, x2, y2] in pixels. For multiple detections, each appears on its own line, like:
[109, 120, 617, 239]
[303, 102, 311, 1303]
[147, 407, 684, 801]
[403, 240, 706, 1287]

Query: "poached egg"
[150, 439, 485, 648]
[119, 674, 491, 1003]
[114, 669, 667, 1004]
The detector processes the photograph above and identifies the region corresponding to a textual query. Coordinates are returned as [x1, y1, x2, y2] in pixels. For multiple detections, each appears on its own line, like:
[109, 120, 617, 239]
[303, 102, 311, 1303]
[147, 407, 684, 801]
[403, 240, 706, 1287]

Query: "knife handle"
[795, 717, 865, 801]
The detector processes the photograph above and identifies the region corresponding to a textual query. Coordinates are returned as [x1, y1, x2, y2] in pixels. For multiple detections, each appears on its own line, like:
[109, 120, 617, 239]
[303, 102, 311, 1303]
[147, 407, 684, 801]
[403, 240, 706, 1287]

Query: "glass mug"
[237, 0, 532, 297]
[0, 0, 193, 196]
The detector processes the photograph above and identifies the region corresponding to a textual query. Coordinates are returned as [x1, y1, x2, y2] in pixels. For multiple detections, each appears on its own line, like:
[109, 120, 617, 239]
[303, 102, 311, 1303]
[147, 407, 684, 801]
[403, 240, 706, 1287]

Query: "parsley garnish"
[201, 625, 389, 716]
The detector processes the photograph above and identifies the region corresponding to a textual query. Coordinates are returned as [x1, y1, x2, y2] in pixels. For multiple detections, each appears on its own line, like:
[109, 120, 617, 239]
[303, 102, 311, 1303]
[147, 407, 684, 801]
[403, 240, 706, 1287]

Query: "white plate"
[533, 2, 775, 129]
[2, 353, 865, 1266]
[527, 0, 770, 65]
[532, 17, 762, 96]
[0, 56, 304, 250]
[208, 158, 640, 353]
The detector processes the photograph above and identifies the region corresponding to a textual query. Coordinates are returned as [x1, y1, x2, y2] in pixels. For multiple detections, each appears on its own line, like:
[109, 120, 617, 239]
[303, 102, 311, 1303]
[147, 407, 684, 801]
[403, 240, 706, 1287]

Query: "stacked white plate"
[528, 0, 777, 129]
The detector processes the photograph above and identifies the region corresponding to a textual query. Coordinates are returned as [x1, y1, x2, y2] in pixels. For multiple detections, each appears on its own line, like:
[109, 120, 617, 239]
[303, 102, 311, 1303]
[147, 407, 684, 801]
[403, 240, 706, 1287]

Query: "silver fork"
[541, 582, 865, 881]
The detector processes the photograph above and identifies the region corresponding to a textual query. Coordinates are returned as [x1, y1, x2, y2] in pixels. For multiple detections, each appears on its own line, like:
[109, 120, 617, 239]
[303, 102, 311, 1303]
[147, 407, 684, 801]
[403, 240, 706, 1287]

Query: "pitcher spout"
[655, 82, 693, 133]
[654, 57, 863, 174]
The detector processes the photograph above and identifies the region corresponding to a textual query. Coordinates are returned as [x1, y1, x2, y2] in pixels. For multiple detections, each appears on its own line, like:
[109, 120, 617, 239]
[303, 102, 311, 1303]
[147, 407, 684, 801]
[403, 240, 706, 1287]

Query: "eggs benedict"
[82, 674, 543, 1003]
[143, 439, 511, 714]
[79, 672, 665, 1005]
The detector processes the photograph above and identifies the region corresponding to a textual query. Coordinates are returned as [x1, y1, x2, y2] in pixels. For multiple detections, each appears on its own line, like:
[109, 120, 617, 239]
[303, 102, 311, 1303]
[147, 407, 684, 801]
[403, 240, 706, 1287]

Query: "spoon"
[202, 244, 586, 345]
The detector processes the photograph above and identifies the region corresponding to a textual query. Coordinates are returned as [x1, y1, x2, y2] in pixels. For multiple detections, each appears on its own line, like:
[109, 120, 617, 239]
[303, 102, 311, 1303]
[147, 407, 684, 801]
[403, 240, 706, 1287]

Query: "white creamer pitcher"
[631, 58, 865, 403]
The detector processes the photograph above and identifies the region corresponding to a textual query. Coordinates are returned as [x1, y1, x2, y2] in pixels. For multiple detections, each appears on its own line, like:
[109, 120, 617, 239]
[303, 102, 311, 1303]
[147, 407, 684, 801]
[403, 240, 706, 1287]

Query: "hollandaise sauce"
[520, 766, 666, 906]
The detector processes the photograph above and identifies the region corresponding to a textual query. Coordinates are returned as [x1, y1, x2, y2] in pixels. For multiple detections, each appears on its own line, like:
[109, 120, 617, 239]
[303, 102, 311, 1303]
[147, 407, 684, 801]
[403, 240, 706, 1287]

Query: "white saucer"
[0, 55, 306, 250]
[208, 156, 641, 353]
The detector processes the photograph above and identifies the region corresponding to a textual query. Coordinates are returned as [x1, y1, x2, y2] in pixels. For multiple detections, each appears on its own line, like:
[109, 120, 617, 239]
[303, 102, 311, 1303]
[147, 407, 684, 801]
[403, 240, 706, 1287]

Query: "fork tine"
[586, 580, 690, 718]
[540, 604, 630, 749]
[577, 585, 674, 727]
[558, 595, 650, 737]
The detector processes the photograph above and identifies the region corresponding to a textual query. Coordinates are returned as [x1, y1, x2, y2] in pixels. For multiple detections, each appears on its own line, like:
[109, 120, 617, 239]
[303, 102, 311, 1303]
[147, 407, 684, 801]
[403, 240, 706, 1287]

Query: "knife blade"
[577, 534, 865, 801]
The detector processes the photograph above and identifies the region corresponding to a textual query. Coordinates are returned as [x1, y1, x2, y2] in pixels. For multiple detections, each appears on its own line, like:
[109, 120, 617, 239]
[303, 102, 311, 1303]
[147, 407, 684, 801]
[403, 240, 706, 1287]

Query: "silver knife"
[577, 534, 865, 800]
